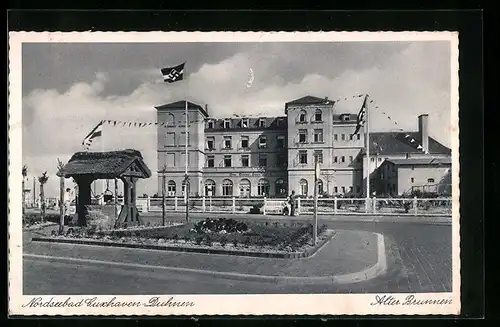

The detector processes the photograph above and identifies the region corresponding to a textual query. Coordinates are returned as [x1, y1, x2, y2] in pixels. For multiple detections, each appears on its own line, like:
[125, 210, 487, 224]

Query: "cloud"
[22, 41, 452, 198]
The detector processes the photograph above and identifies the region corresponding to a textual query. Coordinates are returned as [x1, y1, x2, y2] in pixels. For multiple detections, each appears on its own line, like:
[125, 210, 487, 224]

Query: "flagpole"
[365, 94, 371, 211]
[184, 63, 190, 223]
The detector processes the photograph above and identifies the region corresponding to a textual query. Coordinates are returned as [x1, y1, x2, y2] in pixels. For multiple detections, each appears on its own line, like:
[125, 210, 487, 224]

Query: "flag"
[352, 95, 368, 136]
[82, 120, 103, 149]
[161, 62, 185, 83]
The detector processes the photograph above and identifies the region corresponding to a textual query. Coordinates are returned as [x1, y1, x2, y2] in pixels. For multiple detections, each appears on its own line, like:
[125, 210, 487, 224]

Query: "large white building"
[156, 96, 451, 198]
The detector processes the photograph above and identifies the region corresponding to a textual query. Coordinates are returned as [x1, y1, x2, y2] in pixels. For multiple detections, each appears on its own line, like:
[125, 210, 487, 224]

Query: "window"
[224, 136, 232, 149]
[275, 179, 287, 196]
[224, 119, 231, 128]
[299, 150, 308, 164]
[334, 134, 338, 141]
[165, 133, 175, 146]
[298, 111, 307, 122]
[298, 129, 308, 143]
[313, 129, 323, 143]
[356, 186, 360, 194]
[207, 120, 214, 129]
[259, 118, 266, 127]
[300, 179, 308, 196]
[349, 156, 353, 163]
[166, 114, 175, 126]
[341, 134, 345, 141]
[357, 134, 361, 140]
[166, 153, 175, 167]
[349, 134, 353, 140]
[258, 154, 267, 167]
[239, 179, 251, 197]
[349, 186, 353, 193]
[207, 137, 215, 150]
[378, 158, 382, 162]
[205, 180, 216, 197]
[167, 181, 176, 196]
[370, 157, 375, 162]
[392, 184, 396, 192]
[241, 155, 249, 167]
[342, 114, 350, 121]
[427, 178, 435, 183]
[258, 179, 270, 196]
[334, 186, 338, 193]
[241, 118, 249, 128]
[222, 179, 233, 196]
[341, 156, 345, 163]
[277, 135, 285, 148]
[317, 180, 324, 194]
[241, 136, 249, 149]
[259, 136, 267, 148]
[315, 109, 322, 122]
[411, 177, 414, 183]
[207, 156, 215, 168]
[276, 118, 285, 127]
[341, 186, 346, 193]
[179, 132, 190, 146]
[333, 156, 338, 163]
[276, 154, 286, 167]
[314, 150, 323, 164]
[224, 155, 232, 167]
[411, 165, 415, 170]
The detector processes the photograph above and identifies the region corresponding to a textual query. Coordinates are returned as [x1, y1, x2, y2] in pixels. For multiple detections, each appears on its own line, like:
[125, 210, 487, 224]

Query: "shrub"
[232, 239, 238, 247]
[195, 236, 203, 245]
[172, 234, 179, 242]
[205, 235, 213, 247]
[220, 236, 227, 247]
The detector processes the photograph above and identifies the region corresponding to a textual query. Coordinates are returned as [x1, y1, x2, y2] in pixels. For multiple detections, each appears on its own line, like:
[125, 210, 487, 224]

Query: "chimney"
[418, 114, 429, 154]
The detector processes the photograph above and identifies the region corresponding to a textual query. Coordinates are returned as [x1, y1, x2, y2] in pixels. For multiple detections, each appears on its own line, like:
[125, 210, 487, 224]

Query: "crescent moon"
[246, 68, 254, 88]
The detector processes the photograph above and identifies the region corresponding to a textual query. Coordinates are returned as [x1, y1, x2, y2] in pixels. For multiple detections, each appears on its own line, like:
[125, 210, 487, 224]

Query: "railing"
[136, 196, 452, 216]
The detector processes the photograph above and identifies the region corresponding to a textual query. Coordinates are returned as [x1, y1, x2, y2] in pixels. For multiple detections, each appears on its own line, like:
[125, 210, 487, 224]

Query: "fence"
[136, 196, 452, 216]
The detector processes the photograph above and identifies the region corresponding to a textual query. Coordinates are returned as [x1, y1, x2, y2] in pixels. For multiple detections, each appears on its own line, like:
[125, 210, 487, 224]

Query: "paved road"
[22, 218, 452, 295]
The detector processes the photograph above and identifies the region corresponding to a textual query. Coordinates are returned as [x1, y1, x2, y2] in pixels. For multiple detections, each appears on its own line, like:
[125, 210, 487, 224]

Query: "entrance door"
[239, 179, 251, 197]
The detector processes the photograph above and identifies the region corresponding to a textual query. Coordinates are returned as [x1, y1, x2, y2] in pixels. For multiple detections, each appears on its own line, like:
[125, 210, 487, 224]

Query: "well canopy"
[58, 149, 152, 180]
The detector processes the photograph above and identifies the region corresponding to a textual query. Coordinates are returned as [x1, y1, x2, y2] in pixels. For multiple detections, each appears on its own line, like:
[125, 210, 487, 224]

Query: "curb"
[31, 231, 336, 260]
[24, 233, 386, 285]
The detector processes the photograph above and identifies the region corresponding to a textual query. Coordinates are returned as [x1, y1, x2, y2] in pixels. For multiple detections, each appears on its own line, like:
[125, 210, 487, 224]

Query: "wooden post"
[114, 178, 118, 219]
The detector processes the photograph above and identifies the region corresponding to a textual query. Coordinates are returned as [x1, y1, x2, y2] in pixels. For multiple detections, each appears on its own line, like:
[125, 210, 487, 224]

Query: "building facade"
[156, 96, 451, 198]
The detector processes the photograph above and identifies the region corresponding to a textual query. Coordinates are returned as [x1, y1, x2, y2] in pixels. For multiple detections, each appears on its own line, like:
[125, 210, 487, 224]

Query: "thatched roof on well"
[58, 149, 152, 179]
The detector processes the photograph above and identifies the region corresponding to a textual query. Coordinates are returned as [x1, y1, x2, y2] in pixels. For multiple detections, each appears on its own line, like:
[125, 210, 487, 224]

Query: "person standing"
[63, 188, 73, 217]
[288, 191, 296, 216]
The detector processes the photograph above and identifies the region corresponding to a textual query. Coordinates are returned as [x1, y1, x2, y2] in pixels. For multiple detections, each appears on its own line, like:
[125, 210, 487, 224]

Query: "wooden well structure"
[58, 149, 152, 228]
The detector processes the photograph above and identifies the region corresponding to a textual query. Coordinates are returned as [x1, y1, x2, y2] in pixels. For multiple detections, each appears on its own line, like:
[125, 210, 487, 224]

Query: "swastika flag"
[161, 62, 185, 83]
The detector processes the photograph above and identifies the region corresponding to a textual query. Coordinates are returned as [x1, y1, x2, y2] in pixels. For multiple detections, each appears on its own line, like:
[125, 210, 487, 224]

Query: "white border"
[8, 31, 460, 316]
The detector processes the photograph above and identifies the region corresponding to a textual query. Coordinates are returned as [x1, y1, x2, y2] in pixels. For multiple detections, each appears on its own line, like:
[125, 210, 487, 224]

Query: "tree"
[38, 172, 49, 222]
[22, 165, 28, 214]
[57, 159, 66, 234]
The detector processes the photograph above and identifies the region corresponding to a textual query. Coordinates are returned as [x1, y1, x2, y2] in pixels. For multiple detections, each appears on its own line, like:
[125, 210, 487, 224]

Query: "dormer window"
[207, 120, 214, 129]
[241, 118, 249, 128]
[314, 109, 323, 122]
[259, 118, 266, 127]
[298, 110, 307, 123]
[341, 114, 350, 121]
[224, 119, 231, 129]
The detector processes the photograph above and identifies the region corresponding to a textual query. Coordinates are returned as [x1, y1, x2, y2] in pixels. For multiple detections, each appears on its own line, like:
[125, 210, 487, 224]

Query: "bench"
[263, 200, 290, 215]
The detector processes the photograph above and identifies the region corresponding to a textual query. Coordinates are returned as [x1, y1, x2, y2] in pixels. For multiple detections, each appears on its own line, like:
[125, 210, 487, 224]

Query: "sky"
[22, 40, 452, 198]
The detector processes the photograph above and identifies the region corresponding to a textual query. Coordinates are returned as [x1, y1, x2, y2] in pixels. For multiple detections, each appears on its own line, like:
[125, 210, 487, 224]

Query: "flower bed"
[37, 218, 332, 258]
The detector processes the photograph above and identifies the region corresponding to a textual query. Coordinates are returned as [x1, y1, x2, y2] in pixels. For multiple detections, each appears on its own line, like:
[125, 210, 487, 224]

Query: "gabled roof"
[155, 100, 209, 117]
[285, 95, 332, 110]
[386, 157, 452, 166]
[58, 149, 152, 179]
[364, 132, 451, 156]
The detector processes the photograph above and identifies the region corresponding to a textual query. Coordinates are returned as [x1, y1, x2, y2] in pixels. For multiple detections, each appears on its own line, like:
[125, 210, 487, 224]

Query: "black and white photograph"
[8, 31, 460, 316]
